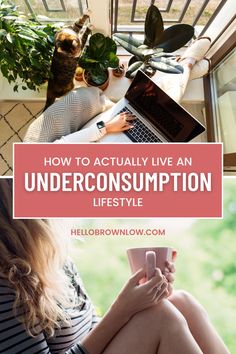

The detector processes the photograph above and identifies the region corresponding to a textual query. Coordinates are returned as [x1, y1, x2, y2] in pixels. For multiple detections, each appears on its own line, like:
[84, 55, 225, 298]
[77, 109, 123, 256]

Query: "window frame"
[203, 31, 236, 171]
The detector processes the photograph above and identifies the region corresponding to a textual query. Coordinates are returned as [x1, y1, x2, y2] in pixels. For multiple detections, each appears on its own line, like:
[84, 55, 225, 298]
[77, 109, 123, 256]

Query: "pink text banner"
[14, 143, 222, 218]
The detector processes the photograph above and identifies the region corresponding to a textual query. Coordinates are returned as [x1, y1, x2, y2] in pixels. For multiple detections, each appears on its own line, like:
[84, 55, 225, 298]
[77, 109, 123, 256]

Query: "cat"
[43, 15, 91, 111]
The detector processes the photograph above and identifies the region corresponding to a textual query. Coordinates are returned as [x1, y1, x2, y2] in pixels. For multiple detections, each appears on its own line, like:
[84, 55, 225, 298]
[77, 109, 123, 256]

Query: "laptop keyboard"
[119, 108, 162, 143]
[151, 104, 184, 138]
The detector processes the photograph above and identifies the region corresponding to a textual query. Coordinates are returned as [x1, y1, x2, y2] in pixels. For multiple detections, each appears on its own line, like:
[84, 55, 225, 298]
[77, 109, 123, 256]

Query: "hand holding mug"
[127, 247, 177, 297]
[113, 267, 168, 322]
[164, 260, 176, 297]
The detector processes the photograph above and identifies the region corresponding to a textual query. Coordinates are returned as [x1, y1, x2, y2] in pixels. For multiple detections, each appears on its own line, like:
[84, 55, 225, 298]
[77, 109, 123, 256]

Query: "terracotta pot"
[82, 69, 109, 91]
[75, 66, 84, 81]
[112, 63, 125, 77]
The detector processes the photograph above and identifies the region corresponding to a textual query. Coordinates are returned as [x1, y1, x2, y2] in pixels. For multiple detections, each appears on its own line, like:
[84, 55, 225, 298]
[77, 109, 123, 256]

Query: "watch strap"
[96, 121, 107, 136]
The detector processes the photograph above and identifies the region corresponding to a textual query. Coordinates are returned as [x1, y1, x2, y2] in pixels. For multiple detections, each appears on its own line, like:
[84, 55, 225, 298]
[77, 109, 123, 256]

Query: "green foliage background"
[71, 179, 236, 353]
[0, 0, 60, 91]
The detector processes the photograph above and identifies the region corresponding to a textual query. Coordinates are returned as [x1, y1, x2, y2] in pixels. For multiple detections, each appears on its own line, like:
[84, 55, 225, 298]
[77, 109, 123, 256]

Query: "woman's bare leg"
[168, 290, 230, 354]
[103, 299, 202, 354]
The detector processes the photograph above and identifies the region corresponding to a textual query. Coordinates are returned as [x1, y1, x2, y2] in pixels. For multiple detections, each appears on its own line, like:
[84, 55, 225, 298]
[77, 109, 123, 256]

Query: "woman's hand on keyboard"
[105, 112, 136, 133]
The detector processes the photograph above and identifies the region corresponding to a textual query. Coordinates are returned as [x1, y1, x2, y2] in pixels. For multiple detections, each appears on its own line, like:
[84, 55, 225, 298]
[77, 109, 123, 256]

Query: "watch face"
[97, 121, 105, 129]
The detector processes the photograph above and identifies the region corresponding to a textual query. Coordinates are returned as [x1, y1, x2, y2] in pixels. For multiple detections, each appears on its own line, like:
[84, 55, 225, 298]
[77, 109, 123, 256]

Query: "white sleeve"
[54, 123, 104, 143]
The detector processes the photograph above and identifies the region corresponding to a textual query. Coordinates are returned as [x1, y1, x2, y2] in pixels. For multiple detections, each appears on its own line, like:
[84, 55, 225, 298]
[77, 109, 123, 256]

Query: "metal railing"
[111, 0, 228, 36]
[14, 0, 88, 22]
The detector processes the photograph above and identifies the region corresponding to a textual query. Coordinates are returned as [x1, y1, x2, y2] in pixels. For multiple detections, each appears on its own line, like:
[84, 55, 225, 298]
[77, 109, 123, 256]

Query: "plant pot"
[112, 63, 125, 78]
[75, 66, 84, 81]
[82, 69, 109, 91]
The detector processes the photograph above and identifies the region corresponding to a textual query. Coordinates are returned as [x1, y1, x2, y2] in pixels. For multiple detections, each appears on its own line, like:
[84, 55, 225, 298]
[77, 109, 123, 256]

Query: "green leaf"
[144, 4, 164, 47]
[89, 33, 107, 59]
[0, 29, 7, 38]
[12, 36, 24, 54]
[79, 33, 119, 77]
[1, 64, 8, 77]
[79, 56, 98, 68]
[108, 52, 119, 68]
[88, 33, 117, 61]
[156, 24, 194, 52]
[47, 35, 54, 44]
[149, 58, 183, 74]
[150, 56, 183, 73]
[113, 33, 143, 48]
[0, 4, 14, 11]
[91, 69, 108, 85]
[20, 27, 40, 39]
[136, 46, 162, 57]
[30, 58, 42, 68]
[18, 33, 35, 41]
[105, 36, 117, 54]
[3, 15, 18, 20]
[7, 57, 15, 66]
[30, 48, 40, 57]
[126, 61, 143, 78]
[6, 32, 12, 43]
[112, 36, 144, 59]
[32, 30, 47, 38]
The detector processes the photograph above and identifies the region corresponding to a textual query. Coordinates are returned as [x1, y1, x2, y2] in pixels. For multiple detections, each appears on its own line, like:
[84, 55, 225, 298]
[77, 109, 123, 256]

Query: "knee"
[129, 300, 189, 339]
[170, 290, 193, 306]
[170, 290, 209, 320]
[156, 299, 189, 332]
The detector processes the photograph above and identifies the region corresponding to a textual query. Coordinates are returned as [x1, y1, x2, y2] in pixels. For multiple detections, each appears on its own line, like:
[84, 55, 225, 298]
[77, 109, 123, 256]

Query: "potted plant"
[0, 0, 60, 91]
[113, 4, 194, 78]
[78, 32, 119, 90]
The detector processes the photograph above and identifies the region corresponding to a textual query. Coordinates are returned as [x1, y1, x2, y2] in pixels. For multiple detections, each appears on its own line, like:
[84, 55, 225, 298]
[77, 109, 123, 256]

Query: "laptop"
[100, 70, 205, 143]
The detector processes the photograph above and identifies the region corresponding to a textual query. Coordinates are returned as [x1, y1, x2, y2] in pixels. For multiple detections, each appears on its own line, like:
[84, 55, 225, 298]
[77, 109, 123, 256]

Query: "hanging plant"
[0, 0, 62, 91]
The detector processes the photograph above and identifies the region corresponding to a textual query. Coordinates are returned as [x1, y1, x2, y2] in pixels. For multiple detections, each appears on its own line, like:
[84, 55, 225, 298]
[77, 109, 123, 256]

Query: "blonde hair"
[0, 179, 72, 337]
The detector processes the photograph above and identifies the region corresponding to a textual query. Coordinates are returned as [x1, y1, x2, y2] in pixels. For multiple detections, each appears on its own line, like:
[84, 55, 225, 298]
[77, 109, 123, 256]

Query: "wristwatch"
[96, 121, 107, 136]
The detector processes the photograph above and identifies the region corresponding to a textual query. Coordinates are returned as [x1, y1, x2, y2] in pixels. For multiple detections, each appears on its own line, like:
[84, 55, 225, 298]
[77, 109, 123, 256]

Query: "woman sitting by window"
[0, 179, 229, 354]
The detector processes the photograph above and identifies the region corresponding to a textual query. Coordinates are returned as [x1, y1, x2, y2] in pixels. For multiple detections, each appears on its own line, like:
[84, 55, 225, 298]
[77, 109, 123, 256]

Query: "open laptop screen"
[125, 70, 205, 142]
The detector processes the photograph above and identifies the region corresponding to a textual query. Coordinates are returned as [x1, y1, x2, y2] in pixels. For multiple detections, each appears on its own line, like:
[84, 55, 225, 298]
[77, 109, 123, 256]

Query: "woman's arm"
[54, 123, 105, 143]
[54, 112, 135, 143]
[81, 268, 168, 354]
